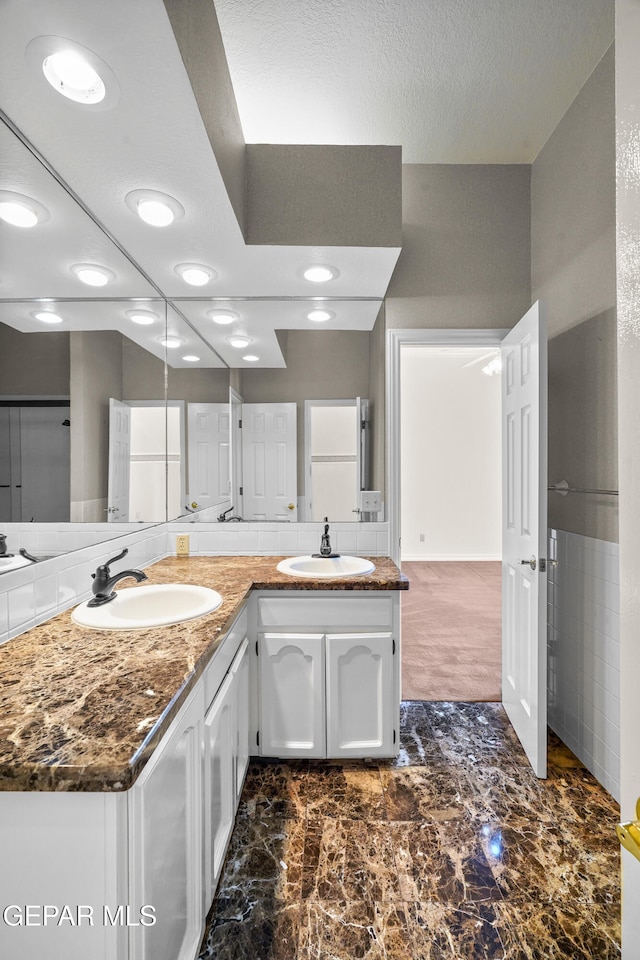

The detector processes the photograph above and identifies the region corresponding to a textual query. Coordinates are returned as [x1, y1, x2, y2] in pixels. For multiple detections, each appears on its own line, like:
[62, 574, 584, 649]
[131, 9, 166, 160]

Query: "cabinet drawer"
[258, 595, 392, 629]
[203, 606, 248, 710]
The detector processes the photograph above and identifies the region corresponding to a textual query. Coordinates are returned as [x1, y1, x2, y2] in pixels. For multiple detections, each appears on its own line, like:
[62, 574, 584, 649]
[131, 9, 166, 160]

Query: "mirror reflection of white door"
[107, 398, 131, 522]
[501, 301, 548, 777]
[187, 403, 230, 510]
[241, 402, 297, 521]
[229, 389, 243, 516]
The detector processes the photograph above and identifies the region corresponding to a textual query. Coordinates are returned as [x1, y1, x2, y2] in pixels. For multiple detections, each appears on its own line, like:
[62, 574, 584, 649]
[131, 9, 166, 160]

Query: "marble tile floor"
[198, 702, 621, 959]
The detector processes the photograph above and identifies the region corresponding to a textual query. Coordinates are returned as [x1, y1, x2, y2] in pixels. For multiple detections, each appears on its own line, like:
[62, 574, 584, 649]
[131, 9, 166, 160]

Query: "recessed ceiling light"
[303, 264, 338, 283]
[126, 309, 157, 326]
[0, 192, 49, 228]
[227, 335, 251, 349]
[243, 354, 259, 362]
[206, 309, 238, 325]
[33, 311, 63, 324]
[70, 263, 115, 287]
[307, 309, 334, 322]
[26, 36, 119, 110]
[161, 337, 182, 349]
[182, 355, 200, 362]
[174, 263, 217, 287]
[125, 190, 184, 227]
[42, 49, 106, 103]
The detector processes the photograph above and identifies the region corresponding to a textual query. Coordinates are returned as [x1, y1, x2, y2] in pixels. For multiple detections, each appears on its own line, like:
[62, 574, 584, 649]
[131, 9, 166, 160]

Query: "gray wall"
[531, 47, 617, 542]
[386, 164, 531, 329]
[547, 312, 617, 541]
[0, 324, 69, 396]
[70, 331, 123, 505]
[531, 47, 615, 340]
[246, 145, 402, 247]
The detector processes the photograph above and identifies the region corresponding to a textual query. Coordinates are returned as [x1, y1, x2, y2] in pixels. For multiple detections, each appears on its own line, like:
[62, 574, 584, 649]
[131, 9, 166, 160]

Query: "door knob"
[519, 556, 537, 571]
[287, 502, 295, 510]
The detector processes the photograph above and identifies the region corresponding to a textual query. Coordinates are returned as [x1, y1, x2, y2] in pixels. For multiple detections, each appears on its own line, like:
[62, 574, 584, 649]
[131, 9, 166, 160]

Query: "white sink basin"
[0, 554, 32, 573]
[276, 556, 375, 579]
[72, 583, 223, 630]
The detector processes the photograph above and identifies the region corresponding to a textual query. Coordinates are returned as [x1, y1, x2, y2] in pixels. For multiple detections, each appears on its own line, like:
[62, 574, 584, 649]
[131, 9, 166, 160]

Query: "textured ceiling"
[215, 0, 614, 163]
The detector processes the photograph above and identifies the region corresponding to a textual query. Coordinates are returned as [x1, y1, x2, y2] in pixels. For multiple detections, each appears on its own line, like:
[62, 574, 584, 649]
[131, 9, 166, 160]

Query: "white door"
[187, 402, 230, 511]
[107, 398, 131, 522]
[326, 632, 395, 757]
[229, 388, 243, 516]
[501, 301, 548, 777]
[258, 632, 325, 758]
[241, 402, 297, 520]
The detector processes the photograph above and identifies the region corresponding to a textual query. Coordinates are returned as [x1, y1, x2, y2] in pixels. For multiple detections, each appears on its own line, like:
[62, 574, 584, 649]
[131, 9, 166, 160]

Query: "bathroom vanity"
[0, 555, 407, 960]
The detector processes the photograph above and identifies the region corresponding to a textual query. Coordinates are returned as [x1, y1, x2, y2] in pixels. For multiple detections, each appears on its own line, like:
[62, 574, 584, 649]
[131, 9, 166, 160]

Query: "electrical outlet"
[360, 490, 381, 513]
[419, 533, 425, 542]
[176, 534, 190, 556]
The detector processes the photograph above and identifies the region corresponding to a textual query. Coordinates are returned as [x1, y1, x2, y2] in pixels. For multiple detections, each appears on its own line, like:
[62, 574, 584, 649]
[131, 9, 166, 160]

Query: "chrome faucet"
[88, 548, 147, 607]
[313, 518, 340, 558]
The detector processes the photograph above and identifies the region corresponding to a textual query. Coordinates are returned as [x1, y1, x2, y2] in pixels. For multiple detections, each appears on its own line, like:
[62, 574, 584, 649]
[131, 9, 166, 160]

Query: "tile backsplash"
[0, 521, 390, 646]
[547, 529, 620, 801]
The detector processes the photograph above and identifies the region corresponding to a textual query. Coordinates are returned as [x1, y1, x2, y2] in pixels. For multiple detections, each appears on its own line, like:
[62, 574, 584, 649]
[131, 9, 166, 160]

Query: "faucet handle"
[92, 547, 128, 579]
[105, 547, 128, 569]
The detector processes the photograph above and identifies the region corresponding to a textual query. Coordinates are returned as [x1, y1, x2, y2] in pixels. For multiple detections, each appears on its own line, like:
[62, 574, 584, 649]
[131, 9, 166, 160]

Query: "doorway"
[387, 328, 508, 702]
[401, 343, 503, 699]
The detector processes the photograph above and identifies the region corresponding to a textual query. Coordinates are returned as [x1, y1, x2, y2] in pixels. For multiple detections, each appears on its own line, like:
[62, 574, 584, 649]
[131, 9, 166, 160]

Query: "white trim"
[386, 328, 509, 565]
[401, 554, 502, 562]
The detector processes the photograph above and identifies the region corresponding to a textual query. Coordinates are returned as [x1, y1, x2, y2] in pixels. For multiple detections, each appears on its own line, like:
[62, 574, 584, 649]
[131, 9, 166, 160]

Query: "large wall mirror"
[0, 113, 386, 560]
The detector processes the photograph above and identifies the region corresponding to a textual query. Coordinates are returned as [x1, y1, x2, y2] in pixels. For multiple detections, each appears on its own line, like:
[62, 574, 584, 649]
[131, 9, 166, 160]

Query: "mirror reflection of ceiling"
[0, 0, 398, 369]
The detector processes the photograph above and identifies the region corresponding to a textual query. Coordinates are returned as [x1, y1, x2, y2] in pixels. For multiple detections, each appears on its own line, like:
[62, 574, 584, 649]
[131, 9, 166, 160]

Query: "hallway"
[401, 562, 502, 701]
[199, 702, 620, 959]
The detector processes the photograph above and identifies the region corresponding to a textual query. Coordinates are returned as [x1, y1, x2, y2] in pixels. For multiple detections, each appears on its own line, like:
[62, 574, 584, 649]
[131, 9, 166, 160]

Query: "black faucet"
[217, 505, 235, 522]
[88, 547, 147, 607]
[0, 534, 12, 557]
[313, 518, 341, 559]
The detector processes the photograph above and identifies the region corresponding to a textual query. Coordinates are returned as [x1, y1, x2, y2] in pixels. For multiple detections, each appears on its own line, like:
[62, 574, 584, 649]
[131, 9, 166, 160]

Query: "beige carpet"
[401, 561, 502, 701]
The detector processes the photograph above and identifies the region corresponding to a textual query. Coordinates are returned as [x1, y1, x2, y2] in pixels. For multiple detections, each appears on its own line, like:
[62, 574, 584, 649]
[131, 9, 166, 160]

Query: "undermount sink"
[71, 583, 223, 630]
[276, 556, 375, 579]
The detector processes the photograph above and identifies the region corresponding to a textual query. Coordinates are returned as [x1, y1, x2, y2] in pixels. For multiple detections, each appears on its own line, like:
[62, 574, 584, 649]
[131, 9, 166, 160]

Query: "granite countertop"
[0, 556, 407, 793]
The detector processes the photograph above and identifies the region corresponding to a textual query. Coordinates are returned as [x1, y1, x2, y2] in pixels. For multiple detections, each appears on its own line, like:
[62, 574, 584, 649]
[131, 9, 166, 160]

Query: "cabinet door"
[204, 672, 236, 907]
[232, 638, 250, 800]
[326, 632, 395, 758]
[259, 632, 325, 758]
[129, 691, 203, 960]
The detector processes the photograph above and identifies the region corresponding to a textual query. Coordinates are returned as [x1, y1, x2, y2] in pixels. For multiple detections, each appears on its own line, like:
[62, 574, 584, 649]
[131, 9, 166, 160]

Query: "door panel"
[107, 398, 131, 522]
[259, 633, 324, 757]
[501, 301, 548, 777]
[187, 402, 229, 510]
[241, 403, 297, 520]
[326, 632, 394, 757]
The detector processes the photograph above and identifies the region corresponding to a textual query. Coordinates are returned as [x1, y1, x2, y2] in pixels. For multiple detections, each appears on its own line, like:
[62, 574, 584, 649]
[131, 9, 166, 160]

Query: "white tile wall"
[167, 520, 390, 558]
[547, 529, 620, 801]
[0, 525, 168, 647]
[0, 521, 390, 647]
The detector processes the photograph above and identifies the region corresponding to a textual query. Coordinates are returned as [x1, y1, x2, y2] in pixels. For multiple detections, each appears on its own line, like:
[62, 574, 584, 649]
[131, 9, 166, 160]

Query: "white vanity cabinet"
[129, 685, 204, 960]
[253, 591, 400, 759]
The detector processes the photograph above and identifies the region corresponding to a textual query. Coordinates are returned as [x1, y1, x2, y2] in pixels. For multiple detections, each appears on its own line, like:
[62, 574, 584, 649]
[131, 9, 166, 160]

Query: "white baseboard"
[401, 554, 503, 562]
